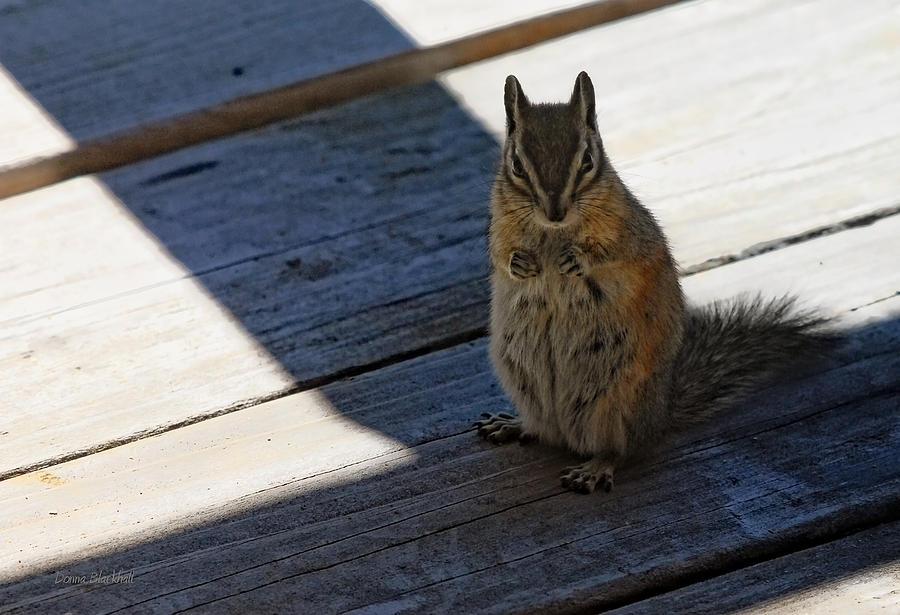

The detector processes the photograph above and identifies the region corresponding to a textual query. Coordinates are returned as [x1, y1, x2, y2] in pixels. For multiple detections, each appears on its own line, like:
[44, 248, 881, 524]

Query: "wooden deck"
[1, 0, 898, 613]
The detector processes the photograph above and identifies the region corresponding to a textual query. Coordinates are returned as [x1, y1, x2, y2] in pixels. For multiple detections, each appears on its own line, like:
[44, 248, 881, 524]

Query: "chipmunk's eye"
[580, 149, 594, 174]
[511, 153, 526, 178]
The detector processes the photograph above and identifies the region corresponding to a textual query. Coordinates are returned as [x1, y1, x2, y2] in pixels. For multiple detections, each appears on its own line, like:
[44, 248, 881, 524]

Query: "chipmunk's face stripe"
[572, 140, 602, 191]
[560, 141, 597, 211]
[503, 164, 531, 198]
[505, 114, 603, 225]
[505, 141, 540, 197]
[500, 141, 545, 220]
[516, 106, 579, 223]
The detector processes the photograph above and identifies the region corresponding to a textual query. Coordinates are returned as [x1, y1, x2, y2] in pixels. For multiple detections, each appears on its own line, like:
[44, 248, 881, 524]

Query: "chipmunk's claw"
[557, 247, 584, 277]
[509, 251, 541, 279]
[475, 413, 527, 445]
[560, 460, 615, 494]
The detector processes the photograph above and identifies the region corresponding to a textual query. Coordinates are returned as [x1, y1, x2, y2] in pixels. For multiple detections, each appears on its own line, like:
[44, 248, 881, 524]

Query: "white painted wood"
[0, 78, 498, 478]
[2, 306, 896, 612]
[0, 154, 492, 482]
[609, 523, 900, 615]
[1, 215, 897, 611]
[682, 216, 900, 320]
[370, 0, 588, 46]
[0, 1, 896, 610]
[0, 0, 443, 324]
[1, 0, 898, 482]
[441, 0, 900, 264]
[0, 65, 73, 165]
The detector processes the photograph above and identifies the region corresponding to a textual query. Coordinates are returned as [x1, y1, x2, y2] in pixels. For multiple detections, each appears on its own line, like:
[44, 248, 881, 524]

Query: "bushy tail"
[671, 294, 840, 427]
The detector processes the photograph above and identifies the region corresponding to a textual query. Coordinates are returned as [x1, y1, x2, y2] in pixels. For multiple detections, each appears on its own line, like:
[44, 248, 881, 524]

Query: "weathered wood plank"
[442, 0, 900, 265]
[2, 0, 899, 480]
[0, 64, 73, 166]
[1, 216, 897, 611]
[0, 0, 415, 146]
[3, 197, 897, 484]
[607, 522, 900, 615]
[0, 83, 497, 478]
[371, 0, 591, 46]
[0, 1, 688, 198]
[0, 0, 492, 323]
[3, 307, 897, 612]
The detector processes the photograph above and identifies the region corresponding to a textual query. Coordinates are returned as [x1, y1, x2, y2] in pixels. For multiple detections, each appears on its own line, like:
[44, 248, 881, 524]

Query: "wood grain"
[1, 215, 897, 611]
[0, 0, 685, 198]
[608, 523, 900, 615]
[2, 1, 898, 611]
[0, 0, 414, 146]
[2, 0, 898, 481]
[442, 0, 900, 265]
[3, 313, 898, 613]
[0, 80, 497, 479]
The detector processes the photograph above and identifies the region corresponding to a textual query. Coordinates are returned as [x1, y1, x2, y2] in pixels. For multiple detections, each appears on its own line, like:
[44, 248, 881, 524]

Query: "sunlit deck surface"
[1, 1, 898, 613]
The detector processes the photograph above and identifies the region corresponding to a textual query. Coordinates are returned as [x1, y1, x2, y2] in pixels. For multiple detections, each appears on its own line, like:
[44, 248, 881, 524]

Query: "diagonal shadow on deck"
[1, 315, 898, 612]
[0, 0, 499, 461]
[1, 1, 899, 612]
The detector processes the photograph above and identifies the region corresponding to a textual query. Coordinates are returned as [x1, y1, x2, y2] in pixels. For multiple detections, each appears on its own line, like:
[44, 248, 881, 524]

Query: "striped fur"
[481, 72, 837, 493]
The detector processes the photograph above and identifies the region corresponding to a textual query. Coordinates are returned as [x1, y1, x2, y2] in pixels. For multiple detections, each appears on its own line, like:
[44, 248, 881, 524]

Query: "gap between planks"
[602, 521, 900, 615]
[582, 501, 900, 615]
[2, 216, 897, 609]
[4, 203, 896, 483]
[10, 324, 896, 612]
[3, 0, 898, 483]
[4, 345, 898, 612]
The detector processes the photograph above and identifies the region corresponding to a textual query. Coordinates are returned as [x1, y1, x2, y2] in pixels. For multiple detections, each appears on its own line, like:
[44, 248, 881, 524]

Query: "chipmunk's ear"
[504, 75, 528, 136]
[570, 71, 597, 132]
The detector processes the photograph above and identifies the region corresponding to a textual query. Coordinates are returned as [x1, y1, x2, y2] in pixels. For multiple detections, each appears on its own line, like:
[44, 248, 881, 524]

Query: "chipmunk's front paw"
[557, 246, 584, 277]
[509, 251, 541, 280]
[560, 458, 615, 494]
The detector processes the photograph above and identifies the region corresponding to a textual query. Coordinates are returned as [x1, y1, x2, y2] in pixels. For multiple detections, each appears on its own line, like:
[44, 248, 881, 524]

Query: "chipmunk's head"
[499, 71, 605, 228]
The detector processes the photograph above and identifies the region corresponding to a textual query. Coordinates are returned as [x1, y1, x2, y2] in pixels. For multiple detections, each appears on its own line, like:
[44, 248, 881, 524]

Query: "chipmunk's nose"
[545, 191, 567, 222]
[546, 208, 565, 222]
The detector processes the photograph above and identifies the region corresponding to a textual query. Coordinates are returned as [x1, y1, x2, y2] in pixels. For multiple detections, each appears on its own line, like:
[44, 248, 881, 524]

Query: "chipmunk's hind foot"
[475, 412, 531, 445]
[560, 458, 615, 494]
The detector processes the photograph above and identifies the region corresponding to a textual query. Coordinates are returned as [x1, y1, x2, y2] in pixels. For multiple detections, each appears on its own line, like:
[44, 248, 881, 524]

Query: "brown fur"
[476, 72, 837, 494]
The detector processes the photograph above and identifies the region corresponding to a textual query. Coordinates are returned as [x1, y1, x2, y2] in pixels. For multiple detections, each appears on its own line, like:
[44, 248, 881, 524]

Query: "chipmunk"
[476, 72, 836, 494]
